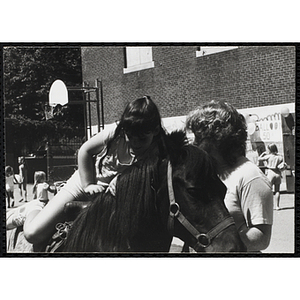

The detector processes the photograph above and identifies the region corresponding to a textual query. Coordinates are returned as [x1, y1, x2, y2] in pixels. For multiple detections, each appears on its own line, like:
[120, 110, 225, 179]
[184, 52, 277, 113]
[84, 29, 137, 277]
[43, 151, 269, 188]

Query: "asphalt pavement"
[262, 192, 295, 253]
[170, 192, 295, 254]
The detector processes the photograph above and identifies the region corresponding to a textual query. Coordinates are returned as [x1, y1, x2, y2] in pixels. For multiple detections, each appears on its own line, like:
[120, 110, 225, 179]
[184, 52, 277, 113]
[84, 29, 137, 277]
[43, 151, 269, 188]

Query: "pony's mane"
[63, 151, 162, 252]
[114, 152, 161, 248]
[62, 191, 117, 252]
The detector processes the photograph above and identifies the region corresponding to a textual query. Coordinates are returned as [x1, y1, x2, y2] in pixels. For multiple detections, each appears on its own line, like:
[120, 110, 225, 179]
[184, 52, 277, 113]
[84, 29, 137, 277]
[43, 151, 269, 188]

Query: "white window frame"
[196, 46, 238, 57]
[123, 47, 154, 74]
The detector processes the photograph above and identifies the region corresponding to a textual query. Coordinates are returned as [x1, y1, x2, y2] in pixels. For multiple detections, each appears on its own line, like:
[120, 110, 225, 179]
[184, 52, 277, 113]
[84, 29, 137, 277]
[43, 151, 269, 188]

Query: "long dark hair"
[119, 96, 162, 135]
[105, 96, 169, 159]
[186, 100, 247, 166]
[63, 151, 161, 252]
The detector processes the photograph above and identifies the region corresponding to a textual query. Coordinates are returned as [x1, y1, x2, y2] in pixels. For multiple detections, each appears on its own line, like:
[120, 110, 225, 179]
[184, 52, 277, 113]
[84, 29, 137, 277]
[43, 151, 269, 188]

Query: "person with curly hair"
[186, 100, 273, 252]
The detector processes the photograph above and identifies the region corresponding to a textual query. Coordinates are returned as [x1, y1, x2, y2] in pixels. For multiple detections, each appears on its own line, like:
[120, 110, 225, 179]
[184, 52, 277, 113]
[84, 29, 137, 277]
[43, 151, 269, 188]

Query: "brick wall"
[81, 45, 295, 126]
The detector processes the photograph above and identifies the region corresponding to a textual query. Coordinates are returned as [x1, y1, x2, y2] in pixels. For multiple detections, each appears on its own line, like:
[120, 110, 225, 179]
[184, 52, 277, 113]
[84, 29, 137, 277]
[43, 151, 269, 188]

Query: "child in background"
[258, 143, 284, 210]
[18, 156, 28, 202]
[32, 171, 56, 205]
[6, 171, 55, 230]
[5, 166, 17, 208]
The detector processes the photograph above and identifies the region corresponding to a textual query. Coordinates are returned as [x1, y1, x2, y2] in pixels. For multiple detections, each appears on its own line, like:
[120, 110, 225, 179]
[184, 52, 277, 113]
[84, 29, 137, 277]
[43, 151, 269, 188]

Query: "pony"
[59, 131, 246, 253]
[7, 131, 246, 253]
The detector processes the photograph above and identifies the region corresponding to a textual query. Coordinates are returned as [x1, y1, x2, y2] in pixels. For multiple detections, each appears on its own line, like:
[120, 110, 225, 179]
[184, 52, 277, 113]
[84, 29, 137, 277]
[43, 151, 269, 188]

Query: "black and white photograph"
[1, 2, 299, 300]
[2, 44, 296, 255]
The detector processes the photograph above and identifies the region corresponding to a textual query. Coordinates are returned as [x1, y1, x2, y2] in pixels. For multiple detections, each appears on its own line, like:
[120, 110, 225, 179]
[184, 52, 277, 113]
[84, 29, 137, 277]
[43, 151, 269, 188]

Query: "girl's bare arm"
[78, 125, 115, 193]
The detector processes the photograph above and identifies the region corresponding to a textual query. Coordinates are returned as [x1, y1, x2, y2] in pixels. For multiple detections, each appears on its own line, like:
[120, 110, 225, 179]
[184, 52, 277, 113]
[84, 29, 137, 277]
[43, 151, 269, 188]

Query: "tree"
[4, 46, 84, 154]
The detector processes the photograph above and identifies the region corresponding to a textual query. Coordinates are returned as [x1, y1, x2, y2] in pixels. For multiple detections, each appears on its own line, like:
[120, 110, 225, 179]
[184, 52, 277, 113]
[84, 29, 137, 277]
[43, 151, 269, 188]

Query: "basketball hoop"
[49, 80, 68, 107]
[45, 80, 68, 120]
[44, 104, 55, 120]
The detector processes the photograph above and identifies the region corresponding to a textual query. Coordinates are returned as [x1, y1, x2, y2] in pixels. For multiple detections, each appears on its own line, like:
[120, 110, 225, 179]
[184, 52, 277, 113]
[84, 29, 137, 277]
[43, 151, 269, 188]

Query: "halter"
[167, 161, 235, 251]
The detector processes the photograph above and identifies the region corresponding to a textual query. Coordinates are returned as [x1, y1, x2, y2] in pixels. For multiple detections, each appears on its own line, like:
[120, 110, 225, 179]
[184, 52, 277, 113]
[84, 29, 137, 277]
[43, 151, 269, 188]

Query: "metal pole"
[95, 79, 101, 132]
[46, 142, 50, 181]
[83, 90, 88, 141]
[99, 79, 105, 129]
[88, 91, 92, 138]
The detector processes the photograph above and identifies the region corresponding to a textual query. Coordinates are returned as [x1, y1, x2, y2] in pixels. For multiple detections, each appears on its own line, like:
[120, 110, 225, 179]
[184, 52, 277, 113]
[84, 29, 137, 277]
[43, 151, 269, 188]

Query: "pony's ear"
[165, 130, 188, 166]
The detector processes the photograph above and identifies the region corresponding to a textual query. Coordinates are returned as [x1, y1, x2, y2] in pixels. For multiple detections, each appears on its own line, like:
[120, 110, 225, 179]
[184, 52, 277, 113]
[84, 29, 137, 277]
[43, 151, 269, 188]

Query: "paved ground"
[7, 184, 295, 254]
[262, 192, 295, 253]
[170, 192, 295, 254]
[6, 183, 56, 211]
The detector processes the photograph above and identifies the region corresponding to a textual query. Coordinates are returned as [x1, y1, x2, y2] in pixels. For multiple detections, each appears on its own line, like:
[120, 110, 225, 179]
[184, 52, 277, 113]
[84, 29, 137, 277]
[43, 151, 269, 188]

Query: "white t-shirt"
[221, 156, 273, 230]
[36, 182, 50, 201]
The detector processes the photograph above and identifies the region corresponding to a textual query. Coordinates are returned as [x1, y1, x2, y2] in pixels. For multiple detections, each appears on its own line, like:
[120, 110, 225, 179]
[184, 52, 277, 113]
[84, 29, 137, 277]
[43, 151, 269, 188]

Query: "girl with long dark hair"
[23, 96, 168, 245]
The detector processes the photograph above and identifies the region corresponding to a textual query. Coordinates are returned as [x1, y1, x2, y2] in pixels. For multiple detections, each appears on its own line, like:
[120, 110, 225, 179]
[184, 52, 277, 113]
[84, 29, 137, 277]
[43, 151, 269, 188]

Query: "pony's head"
[157, 134, 246, 252]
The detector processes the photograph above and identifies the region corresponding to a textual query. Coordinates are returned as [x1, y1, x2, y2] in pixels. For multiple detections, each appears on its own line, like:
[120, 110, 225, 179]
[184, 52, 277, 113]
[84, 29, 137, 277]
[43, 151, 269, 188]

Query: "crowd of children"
[6, 165, 56, 230]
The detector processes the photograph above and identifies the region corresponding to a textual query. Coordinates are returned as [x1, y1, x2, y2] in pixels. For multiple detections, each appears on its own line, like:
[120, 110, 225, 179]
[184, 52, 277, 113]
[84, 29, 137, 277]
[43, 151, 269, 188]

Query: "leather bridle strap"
[167, 160, 235, 250]
[167, 160, 177, 235]
[192, 216, 235, 251]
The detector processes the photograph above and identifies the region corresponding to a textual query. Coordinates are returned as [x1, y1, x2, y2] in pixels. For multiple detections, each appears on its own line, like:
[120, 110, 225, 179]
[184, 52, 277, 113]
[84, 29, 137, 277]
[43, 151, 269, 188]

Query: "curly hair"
[186, 100, 247, 166]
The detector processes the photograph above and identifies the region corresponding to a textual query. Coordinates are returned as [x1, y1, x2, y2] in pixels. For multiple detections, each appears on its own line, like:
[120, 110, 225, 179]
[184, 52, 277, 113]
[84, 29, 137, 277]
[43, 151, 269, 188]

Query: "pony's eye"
[187, 187, 201, 197]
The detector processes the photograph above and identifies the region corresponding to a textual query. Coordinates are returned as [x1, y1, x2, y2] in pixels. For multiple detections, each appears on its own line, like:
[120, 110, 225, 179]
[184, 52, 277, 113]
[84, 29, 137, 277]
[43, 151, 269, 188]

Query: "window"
[196, 46, 238, 57]
[124, 47, 154, 74]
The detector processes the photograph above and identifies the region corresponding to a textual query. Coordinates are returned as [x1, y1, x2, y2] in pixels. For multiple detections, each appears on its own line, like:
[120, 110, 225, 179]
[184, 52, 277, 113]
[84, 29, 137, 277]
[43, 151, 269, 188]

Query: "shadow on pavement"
[275, 206, 294, 211]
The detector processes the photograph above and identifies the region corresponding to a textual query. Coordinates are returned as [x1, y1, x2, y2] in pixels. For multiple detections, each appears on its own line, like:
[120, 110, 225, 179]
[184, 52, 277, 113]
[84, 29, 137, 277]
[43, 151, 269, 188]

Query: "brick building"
[81, 45, 294, 123]
[80, 45, 295, 191]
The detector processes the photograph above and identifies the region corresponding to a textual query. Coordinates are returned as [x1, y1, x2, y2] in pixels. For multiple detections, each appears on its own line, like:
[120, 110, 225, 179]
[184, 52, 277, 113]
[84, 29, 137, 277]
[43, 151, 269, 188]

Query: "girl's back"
[36, 182, 50, 201]
[6, 175, 15, 191]
[266, 153, 283, 170]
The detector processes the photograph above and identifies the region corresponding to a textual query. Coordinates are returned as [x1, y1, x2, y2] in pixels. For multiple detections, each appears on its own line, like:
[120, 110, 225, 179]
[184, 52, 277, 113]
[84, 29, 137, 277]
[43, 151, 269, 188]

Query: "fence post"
[46, 142, 50, 181]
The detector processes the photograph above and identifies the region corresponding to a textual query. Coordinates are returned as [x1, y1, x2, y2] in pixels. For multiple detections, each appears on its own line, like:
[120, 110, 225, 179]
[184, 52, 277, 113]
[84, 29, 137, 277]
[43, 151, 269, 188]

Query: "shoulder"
[229, 157, 270, 187]
[43, 182, 49, 189]
[263, 154, 271, 160]
[37, 182, 49, 189]
[239, 161, 273, 200]
[80, 123, 118, 154]
[234, 157, 262, 176]
[101, 123, 118, 137]
[228, 159, 272, 203]
[90, 123, 117, 143]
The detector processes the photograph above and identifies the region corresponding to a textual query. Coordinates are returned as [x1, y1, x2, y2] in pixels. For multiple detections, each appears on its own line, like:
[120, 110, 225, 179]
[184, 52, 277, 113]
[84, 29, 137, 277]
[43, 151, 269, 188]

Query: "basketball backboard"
[49, 79, 68, 107]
